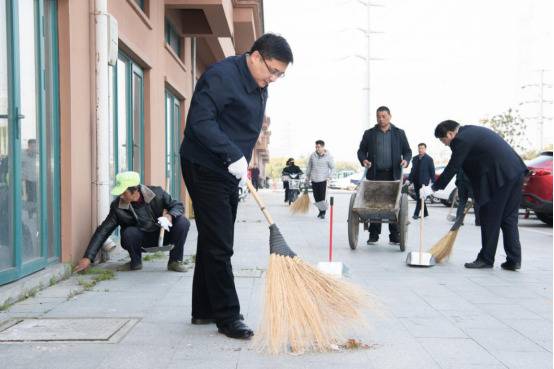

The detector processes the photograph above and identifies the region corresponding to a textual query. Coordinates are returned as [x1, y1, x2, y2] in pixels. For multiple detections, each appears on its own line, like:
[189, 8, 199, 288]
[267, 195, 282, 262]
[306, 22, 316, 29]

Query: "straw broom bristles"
[429, 230, 459, 262]
[289, 191, 310, 214]
[254, 254, 374, 355]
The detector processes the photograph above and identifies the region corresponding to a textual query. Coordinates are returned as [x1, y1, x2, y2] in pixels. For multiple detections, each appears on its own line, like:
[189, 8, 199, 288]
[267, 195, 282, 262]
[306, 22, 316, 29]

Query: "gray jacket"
[306, 151, 335, 182]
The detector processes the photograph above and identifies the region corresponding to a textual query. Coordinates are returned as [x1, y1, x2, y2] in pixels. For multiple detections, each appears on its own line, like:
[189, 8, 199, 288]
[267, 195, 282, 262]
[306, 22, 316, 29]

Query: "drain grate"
[0, 318, 139, 343]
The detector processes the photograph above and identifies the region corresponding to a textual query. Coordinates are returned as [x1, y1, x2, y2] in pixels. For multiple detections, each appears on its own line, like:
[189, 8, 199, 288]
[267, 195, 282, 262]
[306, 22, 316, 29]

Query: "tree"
[480, 108, 528, 153]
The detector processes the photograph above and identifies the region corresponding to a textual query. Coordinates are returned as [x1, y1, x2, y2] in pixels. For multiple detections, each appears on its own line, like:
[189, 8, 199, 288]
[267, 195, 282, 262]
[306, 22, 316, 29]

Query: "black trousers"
[413, 186, 428, 217]
[283, 181, 289, 202]
[369, 170, 399, 239]
[181, 159, 241, 325]
[477, 175, 523, 265]
[457, 183, 480, 223]
[120, 215, 190, 265]
[311, 180, 327, 202]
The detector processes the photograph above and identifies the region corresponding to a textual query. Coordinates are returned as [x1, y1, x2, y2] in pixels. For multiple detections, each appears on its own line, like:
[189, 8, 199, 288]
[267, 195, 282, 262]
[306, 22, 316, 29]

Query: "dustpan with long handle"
[406, 196, 436, 267]
[245, 180, 296, 257]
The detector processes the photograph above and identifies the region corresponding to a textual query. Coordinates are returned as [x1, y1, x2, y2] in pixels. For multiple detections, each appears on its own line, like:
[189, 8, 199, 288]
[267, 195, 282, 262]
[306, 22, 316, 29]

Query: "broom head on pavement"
[429, 201, 473, 262]
[245, 181, 373, 355]
[289, 189, 310, 214]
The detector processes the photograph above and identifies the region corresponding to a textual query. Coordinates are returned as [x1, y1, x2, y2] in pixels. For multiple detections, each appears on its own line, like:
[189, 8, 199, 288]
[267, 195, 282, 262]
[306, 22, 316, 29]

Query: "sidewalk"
[0, 190, 552, 369]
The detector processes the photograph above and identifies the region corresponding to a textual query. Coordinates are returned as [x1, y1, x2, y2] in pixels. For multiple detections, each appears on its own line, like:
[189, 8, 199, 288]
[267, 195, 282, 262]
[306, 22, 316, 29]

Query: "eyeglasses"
[260, 55, 285, 78]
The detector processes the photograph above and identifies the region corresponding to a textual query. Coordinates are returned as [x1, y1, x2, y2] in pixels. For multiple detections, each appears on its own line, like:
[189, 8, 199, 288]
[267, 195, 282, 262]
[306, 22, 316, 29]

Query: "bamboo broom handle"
[245, 180, 274, 225]
[419, 196, 424, 264]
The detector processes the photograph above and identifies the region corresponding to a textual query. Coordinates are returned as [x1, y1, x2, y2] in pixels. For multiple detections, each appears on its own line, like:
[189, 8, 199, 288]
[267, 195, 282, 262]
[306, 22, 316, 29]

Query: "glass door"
[0, 0, 59, 285]
[165, 90, 181, 200]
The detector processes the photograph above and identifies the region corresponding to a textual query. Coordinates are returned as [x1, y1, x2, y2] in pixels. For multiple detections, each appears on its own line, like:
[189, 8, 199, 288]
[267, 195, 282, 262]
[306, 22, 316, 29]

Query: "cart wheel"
[399, 193, 408, 252]
[348, 193, 360, 250]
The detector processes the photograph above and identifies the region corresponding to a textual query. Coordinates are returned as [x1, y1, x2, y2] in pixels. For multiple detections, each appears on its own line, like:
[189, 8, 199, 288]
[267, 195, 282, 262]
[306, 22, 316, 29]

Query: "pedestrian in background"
[422, 120, 527, 270]
[357, 106, 411, 244]
[180, 33, 293, 338]
[306, 140, 335, 219]
[407, 143, 435, 219]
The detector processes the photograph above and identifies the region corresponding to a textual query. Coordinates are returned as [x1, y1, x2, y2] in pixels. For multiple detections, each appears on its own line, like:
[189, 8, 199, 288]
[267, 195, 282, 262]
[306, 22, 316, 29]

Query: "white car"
[329, 170, 365, 190]
[431, 166, 458, 206]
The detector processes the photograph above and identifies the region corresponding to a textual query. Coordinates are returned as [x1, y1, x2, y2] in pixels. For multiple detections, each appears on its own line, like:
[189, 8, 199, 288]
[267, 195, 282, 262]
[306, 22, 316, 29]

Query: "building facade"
[0, 0, 266, 285]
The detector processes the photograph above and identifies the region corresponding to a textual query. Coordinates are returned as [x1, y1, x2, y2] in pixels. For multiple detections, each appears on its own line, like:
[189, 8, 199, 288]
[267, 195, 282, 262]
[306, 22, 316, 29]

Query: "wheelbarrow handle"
[245, 180, 274, 226]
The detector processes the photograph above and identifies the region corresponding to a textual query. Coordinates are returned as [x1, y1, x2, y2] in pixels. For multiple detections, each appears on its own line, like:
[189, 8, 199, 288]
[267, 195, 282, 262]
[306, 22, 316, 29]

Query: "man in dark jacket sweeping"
[74, 171, 190, 273]
[357, 106, 412, 244]
[407, 143, 435, 219]
[421, 121, 527, 270]
[180, 34, 293, 339]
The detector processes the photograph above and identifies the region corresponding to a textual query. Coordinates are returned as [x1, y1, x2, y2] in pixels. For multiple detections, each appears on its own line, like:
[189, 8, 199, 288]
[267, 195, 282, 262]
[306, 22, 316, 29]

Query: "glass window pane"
[108, 65, 115, 186]
[117, 58, 128, 172]
[19, 0, 41, 263]
[0, 0, 12, 270]
[165, 94, 172, 196]
[132, 71, 142, 174]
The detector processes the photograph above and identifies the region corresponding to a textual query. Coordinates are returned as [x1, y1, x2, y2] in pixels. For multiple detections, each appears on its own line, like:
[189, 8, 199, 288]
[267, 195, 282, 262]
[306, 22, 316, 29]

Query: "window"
[165, 90, 181, 200]
[165, 19, 181, 57]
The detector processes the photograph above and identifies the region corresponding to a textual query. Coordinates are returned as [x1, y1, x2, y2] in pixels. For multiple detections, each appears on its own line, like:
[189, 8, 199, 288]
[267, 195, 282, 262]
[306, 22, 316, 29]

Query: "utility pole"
[520, 69, 553, 150]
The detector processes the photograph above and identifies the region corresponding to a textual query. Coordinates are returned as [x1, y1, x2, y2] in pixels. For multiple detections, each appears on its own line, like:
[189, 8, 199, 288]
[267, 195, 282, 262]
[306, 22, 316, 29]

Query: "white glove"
[420, 185, 434, 199]
[157, 216, 172, 232]
[228, 156, 248, 180]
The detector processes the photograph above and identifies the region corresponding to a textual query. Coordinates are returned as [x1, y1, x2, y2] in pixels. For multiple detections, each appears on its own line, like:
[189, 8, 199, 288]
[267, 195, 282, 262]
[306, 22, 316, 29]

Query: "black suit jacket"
[432, 125, 527, 206]
[357, 124, 412, 180]
[408, 154, 435, 188]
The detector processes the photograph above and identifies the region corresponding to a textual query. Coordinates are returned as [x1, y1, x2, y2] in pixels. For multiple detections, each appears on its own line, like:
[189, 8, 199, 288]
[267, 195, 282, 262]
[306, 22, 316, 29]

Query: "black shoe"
[191, 314, 244, 325]
[367, 234, 379, 245]
[217, 319, 254, 339]
[501, 261, 521, 271]
[464, 259, 493, 269]
[317, 211, 326, 219]
[389, 235, 400, 244]
[412, 215, 420, 220]
[130, 262, 143, 271]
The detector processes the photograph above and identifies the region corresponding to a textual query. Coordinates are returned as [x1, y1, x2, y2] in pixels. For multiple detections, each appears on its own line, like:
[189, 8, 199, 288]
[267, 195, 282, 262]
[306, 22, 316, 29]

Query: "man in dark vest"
[407, 143, 436, 219]
[357, 106, 412, 244]
[421, 120, 527, 270]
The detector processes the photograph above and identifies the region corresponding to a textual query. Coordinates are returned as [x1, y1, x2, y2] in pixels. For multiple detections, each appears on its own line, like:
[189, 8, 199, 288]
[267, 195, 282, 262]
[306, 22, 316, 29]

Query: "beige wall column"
[58, 0, 94, 263]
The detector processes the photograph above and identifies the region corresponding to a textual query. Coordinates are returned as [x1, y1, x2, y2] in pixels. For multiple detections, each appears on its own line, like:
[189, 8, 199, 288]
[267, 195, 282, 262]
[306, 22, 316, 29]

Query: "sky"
[262, 0, 554, 165]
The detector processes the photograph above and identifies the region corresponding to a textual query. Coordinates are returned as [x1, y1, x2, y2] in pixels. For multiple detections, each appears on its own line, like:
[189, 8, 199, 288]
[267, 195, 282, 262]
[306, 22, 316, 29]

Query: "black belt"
[376, 168, 392, 172]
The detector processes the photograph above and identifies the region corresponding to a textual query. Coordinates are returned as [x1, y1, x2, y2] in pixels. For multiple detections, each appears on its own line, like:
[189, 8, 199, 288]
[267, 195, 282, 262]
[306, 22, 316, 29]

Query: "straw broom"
[245, 181, 373, 355]
[429, 201, 474, 262]
[289, 189, 310, 214]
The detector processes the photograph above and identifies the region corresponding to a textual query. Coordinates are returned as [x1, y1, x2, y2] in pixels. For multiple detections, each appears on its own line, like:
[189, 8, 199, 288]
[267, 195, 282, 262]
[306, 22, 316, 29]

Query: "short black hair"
[418, 143, 427, 148]
[315, 140, 325, 146]
[434, 120, 460, 138]
[250, 33, 293, 64]
[376, 106, 390, 115]
[126, 185, 140, 193]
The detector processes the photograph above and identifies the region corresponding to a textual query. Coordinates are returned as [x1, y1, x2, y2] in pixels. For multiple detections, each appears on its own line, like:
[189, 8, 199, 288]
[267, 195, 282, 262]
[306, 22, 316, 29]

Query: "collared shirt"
[375, 127, 393, 170]
[180, 54, 268, 177]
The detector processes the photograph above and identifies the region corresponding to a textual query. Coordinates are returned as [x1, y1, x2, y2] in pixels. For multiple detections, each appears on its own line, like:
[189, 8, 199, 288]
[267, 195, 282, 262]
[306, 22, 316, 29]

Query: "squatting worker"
[421, 120, 527, 270]
[180, 34, 293, 339]
[357, 106, 412, 245]
[74, 171, 190, 273]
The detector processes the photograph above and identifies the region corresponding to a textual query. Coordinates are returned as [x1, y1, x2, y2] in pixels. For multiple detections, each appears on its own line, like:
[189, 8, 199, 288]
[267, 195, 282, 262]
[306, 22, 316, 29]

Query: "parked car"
[329, 170, 364, 190]
[521, 151, 553, 225]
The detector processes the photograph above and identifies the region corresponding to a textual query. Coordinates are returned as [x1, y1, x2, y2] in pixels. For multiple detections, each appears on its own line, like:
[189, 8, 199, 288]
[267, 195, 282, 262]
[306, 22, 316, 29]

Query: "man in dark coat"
[180, 34, 293, 339]
[421, 121, 527, 270]
[357, 106, 412, 244]
[74, 171, 190, 273]
[407, 143, 435, 219]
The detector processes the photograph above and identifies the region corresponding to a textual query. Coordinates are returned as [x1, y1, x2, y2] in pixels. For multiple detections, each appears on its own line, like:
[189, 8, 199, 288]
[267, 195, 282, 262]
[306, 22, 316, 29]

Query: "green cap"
[111, 171, 141, 196]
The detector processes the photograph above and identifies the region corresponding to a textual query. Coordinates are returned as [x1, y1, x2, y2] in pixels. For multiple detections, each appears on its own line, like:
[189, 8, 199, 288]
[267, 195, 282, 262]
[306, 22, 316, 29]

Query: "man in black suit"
[421, 121, 527, 270]
[357, 106, 412, 244]
[407, 143, 435, 219]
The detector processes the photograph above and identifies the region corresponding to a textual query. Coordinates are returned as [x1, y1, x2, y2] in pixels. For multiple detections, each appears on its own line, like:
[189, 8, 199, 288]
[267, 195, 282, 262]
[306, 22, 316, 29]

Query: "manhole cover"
[0, 318, 139, 343]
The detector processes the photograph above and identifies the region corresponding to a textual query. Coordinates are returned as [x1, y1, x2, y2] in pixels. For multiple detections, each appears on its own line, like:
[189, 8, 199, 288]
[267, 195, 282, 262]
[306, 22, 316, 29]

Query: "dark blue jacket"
[180, 54, 267, 178]
[357, 124, 412, 180]
[432, 125, 527, 206]
[408, 154, 435, 188]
